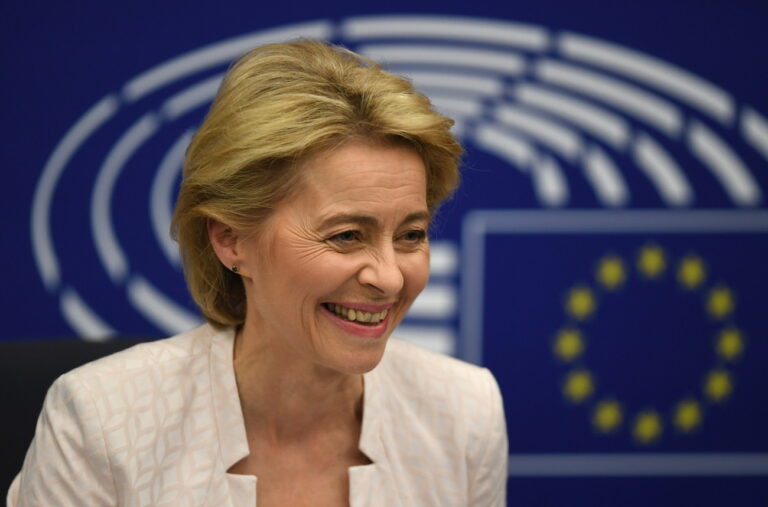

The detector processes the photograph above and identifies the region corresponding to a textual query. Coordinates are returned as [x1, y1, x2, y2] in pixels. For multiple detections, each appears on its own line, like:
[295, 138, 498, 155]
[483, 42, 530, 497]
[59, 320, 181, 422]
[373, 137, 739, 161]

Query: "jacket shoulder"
[376, 337, 501, 429]
[64, 324, 217, 382]
[380, 337, 492, 392]
[372, 338, 507, 503]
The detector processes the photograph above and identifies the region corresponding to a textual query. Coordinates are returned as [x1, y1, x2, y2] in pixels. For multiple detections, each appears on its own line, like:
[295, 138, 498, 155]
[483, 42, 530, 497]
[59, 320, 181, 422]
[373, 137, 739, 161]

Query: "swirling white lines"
[633, 134, 693, 206]
[535, 60, 683, 137]
[151, 130, 193, 265]
[32, 15, 767, 346]
[399, 70, 503, 96]
[512, 84, 630, 150]
[742, 107, 768, 161]
[92, 113, 160, 283]
[359, 44, 526, 74]
[496, 105, 583, 162]
[127, 275, 202, 334]
[558, 33, 734, 124]
[60, 288, 114, 341]
[689, 121, 761, 205]
[161, 73, 224, 120]
[474, 124, 536, 170]
[342, 16, 549, 49]
[583, 146, 628, 207]
[122, 21, 332, 101]
[32, 95, 119, 290]
[33, 22, 335, 337]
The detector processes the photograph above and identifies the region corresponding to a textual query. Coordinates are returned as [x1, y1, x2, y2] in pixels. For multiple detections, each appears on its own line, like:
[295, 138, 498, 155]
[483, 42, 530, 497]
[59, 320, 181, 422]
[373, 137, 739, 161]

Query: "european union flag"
[461, 210, 768, 505]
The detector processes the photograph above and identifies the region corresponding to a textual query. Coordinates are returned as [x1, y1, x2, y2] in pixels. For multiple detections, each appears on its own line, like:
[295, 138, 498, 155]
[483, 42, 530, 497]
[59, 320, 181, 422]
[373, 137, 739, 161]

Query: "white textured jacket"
[8, 325, 507, 506]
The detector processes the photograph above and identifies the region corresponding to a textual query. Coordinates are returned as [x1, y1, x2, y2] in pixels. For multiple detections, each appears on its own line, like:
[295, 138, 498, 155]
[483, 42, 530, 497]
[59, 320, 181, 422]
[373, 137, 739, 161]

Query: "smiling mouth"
[322, 303, 389, 326]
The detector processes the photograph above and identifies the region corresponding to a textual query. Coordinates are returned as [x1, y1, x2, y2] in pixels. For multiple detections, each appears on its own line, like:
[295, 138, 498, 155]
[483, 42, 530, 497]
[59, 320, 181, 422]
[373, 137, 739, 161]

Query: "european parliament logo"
[464, 210, 768, 479]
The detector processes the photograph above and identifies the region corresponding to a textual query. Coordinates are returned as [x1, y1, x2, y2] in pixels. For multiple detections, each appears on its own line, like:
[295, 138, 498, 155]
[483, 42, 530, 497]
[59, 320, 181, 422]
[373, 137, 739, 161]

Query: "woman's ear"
[207, 219, 242, 273]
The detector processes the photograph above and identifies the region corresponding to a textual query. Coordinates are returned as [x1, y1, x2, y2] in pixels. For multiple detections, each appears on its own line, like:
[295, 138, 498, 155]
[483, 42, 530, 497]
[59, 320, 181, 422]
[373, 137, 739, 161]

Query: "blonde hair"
[172, 40, 463, 328]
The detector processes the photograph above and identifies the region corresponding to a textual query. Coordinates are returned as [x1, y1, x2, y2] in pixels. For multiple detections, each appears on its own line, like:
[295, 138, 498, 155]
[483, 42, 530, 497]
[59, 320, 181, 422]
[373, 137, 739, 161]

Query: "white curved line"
[60, 287, 114, 341]
[92, 113, 160, 283]
[582, 146, 629, 207]
[513, 84, 630, 150]
[161, 73, 224, 120]
[688, 121, 762, 206]
[151, 130, 193, 266]
[508, 453, 768, 476]
[342, 16, 549, 50]
[358, 44, 525, 74]
[122, 21, 332, 101]
[633, 133, 693, 206]
[32, 95, 119, 290]
[127, 275, 202, 334]
[559, 33, 734, 124]
[496, 105, 583, 162]
[531, 155, 569, 207]
[430, 95, 484, 117]
[398, 70, 503, 96]
[536, 60, 682, 137]
[429, 241, 458, 277]
[408, 283, 457, 319]
[473, 124, 535, 169]
[468, 209, 768, 233]
[742, 107, 768, 162]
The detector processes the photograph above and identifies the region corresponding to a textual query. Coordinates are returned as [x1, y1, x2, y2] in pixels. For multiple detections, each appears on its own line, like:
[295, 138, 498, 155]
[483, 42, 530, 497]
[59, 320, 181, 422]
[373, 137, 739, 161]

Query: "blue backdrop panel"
[2, 0, 767, 504]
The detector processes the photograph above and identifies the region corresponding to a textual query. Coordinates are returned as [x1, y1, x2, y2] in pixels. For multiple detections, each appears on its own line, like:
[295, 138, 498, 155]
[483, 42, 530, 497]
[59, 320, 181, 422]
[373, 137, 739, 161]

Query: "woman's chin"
[327, 338, 389, 376]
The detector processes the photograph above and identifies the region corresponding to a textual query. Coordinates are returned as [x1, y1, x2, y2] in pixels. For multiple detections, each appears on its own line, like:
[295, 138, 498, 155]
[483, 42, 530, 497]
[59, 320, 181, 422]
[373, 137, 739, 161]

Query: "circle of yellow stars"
[553, 243, 745, 445]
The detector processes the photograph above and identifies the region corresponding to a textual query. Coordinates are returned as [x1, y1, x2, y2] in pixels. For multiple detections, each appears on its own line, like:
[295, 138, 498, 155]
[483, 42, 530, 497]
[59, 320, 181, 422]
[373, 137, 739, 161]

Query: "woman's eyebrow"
[319, 214, 379, 229]
[401, 211, 432, 224]
[318, 211, 431, 229]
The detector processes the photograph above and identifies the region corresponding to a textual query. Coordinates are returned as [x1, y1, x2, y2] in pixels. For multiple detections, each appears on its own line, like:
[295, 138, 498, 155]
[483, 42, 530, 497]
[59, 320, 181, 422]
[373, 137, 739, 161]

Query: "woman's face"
[236, 140, 431, 374]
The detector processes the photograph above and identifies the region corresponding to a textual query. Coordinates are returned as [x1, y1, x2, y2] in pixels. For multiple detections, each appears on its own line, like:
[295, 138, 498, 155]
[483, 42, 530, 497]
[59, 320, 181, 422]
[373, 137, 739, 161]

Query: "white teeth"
[327, 304, 388, 325]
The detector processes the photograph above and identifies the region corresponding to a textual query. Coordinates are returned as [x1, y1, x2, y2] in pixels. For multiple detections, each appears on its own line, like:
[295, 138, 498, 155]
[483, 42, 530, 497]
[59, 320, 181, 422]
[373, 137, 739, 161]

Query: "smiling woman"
[9, 41, 507, 506]
[213, 141, 432, 377]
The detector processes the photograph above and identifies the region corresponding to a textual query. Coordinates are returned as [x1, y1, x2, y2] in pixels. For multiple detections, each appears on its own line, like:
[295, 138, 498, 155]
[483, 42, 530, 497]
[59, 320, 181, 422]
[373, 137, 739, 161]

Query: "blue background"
[2, 0, 767, 504]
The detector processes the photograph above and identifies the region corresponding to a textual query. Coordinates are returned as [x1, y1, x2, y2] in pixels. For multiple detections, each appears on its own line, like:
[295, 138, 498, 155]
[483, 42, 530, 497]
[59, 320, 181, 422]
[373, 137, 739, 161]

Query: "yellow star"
[633, 410, 663, 445]
[565, 286, 596, 320]
[592, 400, 623, 433]
[563, 369, 594, 403]
[673, 399, 702, 433]
[637, 244, 666, 279]
[596, 255, 626, 290]
[716, 327, 744, 361]
[707, 286, 735, 319]
[553, 328, 585, 362]
[677, 255, 706, 290]
[704, 369, 733, 402]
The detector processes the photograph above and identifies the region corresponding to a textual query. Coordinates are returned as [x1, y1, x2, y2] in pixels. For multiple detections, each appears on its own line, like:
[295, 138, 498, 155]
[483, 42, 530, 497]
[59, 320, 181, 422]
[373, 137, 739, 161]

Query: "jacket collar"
[209, 326, 250, 469]
[207, 325, 388, 471]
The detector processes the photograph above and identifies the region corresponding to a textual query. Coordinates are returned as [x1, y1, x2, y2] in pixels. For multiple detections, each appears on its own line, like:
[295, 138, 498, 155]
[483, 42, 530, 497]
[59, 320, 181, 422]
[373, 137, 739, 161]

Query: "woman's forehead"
[287, 140, 429, 213]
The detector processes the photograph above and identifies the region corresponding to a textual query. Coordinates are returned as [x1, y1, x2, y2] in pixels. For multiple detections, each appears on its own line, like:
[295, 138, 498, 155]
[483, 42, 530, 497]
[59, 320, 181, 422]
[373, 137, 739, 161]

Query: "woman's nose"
[358, 247, 404, 296]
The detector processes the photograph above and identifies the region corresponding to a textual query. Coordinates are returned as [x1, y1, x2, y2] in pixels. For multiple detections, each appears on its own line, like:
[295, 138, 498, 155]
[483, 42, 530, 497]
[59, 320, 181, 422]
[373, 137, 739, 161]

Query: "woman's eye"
[329, 230, 361, 244]
[401, 229, 427, 243]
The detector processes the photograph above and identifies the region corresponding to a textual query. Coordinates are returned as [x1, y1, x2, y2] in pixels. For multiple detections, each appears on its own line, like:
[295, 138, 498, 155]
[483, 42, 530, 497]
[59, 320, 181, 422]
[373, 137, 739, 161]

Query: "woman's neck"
[232, 325, 364, 443]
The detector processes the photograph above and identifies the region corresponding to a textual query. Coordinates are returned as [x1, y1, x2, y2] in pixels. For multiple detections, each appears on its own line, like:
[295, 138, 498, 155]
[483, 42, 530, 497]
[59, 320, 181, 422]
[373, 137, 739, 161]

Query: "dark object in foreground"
[0, 338, 145, 497]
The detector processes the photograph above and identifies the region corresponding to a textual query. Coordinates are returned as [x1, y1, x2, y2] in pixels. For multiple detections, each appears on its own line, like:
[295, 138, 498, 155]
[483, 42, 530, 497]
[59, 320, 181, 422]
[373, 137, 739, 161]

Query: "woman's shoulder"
[372, 337, 508, 503]
[376, 337, 501, 410]
[10, 325, 235, 506]
[63, 324, 221, 384]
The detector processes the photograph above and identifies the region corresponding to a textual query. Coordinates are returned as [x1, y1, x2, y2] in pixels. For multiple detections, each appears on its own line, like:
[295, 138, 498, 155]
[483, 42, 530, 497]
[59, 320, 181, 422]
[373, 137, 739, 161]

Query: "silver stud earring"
[231, 265, 239, 274]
